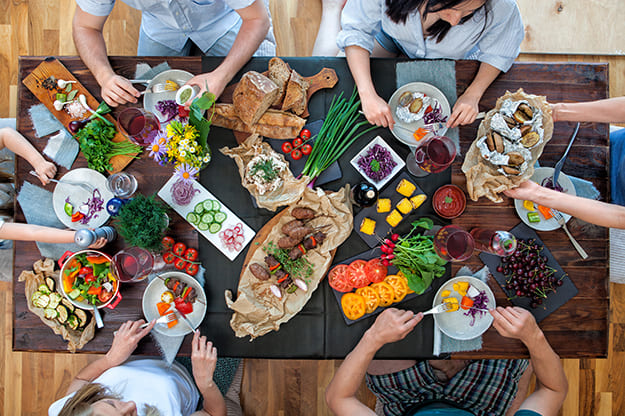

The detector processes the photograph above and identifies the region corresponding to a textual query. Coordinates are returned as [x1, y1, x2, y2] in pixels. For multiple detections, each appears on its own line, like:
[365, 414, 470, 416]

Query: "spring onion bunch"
[300, 88, 376, 187]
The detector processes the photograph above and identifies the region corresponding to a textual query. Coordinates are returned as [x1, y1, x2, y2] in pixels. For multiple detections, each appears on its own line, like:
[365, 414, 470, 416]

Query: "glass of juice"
[112, 246, 154, 283]
[433, 225, 474, 262]
[117, 107, 161, 146]
[406, 135, 457, 177]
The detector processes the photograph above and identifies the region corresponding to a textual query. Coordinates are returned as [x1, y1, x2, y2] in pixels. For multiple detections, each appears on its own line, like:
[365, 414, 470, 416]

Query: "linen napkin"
[395, 60, 459, 150]
[28, 104, 66, 138]
[16, 181, 81, 259]
[28, 104, 79, 168]
[432, 265, 489, 355]
[134, 62, 172, 83]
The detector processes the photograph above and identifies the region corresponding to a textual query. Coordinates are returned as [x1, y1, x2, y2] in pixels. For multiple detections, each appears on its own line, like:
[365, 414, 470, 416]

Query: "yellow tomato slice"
[396, 271, 415, 294]
[371, 282, 395, 307]
[355, 286, 380, 314]
[341, 293, 367, 321]
[384, 275, 409, 303]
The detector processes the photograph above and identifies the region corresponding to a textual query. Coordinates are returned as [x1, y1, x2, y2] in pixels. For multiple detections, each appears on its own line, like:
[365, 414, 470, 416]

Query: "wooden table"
[13, 57, 608, 358]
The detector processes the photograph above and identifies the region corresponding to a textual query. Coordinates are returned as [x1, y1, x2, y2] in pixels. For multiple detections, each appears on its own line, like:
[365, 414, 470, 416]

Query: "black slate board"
[479, 222, 578, 323]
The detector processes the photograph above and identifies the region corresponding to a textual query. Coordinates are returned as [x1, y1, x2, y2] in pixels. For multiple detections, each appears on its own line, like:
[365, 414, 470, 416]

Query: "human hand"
[360, 92, 394, 129]
[186, 73, 226, 105]
[366, 308, 422, 349]
[99, 74, 139, 107]
[447, 91, 480, 128]
[87, 236, 107, 249]
[490, 306, 542, 345]
[106, 319, 155, 367]
[503, 180, 541, 201]
[191, 331, 218, 393]
[34, 159, 56, 186]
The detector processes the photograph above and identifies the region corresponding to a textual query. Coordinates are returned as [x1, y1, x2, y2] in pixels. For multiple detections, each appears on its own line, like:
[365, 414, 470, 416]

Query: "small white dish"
[143, 69, 194, 123]
[513, 167, 576, 232]
[350, 136, 405, 190]
[175, 85, 199, 105]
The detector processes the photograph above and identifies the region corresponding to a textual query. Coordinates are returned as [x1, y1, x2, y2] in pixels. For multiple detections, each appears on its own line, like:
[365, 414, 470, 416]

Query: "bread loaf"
[267, 57, 291, 107]
[233, 71, 279, 126]
[281, 70, 310, 116]
[212, 104, 305, 139]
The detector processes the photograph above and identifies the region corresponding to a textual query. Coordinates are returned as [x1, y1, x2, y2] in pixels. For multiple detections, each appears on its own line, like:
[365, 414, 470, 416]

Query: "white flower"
[179, 150, 187, 157]
[189, 146, 196, 153]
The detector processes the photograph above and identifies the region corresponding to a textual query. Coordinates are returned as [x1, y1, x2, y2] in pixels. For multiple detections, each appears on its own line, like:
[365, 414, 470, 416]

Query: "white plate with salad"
[433, 276, 495, 340]
[158, 176, 255, 261]
[143, 69, 194, 123]
[52, 168, 113, 230]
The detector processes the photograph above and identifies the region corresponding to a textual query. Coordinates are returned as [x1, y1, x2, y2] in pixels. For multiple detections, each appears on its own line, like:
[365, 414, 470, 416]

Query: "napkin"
[16, 181, 81, 259]
[135, 62, 172, 83]
[610, 228, 625, 284]
[432, 265, 489, 355]
[28, 104, 66, 138]
[28, 104, 79, 169]
[395, 60, 459, 150]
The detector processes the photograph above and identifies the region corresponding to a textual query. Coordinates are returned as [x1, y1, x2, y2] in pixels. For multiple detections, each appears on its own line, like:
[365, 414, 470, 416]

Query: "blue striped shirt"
[337, 0, 524, 72]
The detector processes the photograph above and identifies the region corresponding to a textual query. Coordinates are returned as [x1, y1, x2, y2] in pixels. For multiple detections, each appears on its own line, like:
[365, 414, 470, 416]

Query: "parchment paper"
[19, 258, 95, 352]
[220, 134, 309, 211]
[462, 89, 554, 202]
[224, 185, 353, 339]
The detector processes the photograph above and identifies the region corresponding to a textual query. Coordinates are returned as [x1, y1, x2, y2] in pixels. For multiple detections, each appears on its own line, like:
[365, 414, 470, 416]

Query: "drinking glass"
[113, 246, 154, 283]
[433, 225, 474, 262]
[107, 172, 138, 199]
[406, 135, 457, 177]
[117, 107, 161, 146]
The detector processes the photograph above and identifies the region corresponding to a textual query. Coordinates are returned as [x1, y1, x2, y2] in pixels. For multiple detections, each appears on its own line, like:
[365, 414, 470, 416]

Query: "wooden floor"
[2, 0, 625, 414]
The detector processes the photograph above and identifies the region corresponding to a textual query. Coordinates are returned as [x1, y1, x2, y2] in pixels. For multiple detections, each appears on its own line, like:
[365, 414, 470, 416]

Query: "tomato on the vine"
[291, 149, 303, 160]
[300, 128, 311, 140]
[281, 142, 293, 153]
[183, 248, 198, 262]
[174, 258, 187, 270]
[162, 236, 175, 251]
[186, 263, 199, 276]
[173, 243, 186, 256]
[301, 143, 312, 155]
[292, 137, 303, 148]
[163, 251, 176, 264]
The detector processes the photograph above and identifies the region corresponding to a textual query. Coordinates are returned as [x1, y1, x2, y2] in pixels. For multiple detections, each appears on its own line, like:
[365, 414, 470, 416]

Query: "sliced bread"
[281, 70, 310, 116]
[267, 57, 291, 107]
[212, 104, 306, 139]
[233, 71, 279, 126]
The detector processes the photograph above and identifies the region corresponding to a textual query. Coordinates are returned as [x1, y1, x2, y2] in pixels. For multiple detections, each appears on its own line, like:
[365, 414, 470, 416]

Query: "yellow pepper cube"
[359, 217, 376, 235]
[441, 290, 451, 298]
[443, 297, 459, 312]
[523, 200, 535, 211]
[396, 198, 414, 215]
[452, 281, 469, 296]
[377, 198, 391, 213]
[396, 179, 416, 197]
[410, 194, 427, 209]
[386, 209, 403, 228]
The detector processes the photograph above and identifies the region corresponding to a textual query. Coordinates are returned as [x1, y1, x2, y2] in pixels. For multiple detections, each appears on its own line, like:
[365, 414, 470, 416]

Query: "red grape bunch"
[496, 238, 565, 308]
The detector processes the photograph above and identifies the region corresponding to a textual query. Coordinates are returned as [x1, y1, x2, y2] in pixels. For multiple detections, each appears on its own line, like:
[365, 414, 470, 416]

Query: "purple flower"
[174, 163, 199, 183]
[149, 132, 168, 162]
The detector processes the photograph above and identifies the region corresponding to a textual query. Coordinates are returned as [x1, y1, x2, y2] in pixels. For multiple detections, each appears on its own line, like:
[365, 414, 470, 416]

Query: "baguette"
[281, 70, 310, 116]
[233, 71, 279, 126]
[212, 104, 305, 139]
[267, 57, 291, 107]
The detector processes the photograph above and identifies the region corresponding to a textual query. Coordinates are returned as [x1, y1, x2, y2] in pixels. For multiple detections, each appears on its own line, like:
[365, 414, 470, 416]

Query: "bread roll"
[233, 71, 279, 126]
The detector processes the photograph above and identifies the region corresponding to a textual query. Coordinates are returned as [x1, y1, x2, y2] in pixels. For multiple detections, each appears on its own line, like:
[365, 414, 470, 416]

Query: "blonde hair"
[58, 383, 161, 416]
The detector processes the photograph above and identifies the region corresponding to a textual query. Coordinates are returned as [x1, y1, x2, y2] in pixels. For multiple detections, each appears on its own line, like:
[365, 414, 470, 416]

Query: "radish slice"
[270, 284, 282, 299]
[294, 278, 308, 292]
[220, 224, 245, 252]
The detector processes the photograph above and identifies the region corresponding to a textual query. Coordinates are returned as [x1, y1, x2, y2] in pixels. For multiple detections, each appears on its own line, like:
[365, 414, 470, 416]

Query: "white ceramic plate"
[388, 82, 451, 148]
[52, 168, 113, 230]
[143, 69, 194, 123]
[513, 167, 576, 232]
[433, 276, 495, 340]
[142, 271, 207, 337]
[349, 135, 405, 190]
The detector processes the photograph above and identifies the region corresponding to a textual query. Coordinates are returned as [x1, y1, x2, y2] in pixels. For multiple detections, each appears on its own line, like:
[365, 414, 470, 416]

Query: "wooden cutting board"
[22, 58, 139, 174]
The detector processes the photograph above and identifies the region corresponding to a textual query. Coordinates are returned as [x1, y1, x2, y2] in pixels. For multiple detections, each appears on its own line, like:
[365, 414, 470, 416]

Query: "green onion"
[300, 88, 377, 187]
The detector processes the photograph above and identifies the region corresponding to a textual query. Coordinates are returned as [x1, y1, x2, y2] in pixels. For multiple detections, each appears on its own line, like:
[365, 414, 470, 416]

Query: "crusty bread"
[267, 57, 291, 107]
[281, 70, 310, 115]
[233, 71, 279, 126]
[212, 104, 306, 139]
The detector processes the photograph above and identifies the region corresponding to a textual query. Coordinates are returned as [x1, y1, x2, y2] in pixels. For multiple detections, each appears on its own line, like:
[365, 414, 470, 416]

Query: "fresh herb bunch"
[388, 218, 447, 294]
[75, 118, 142, 173]
[264, 241, 313, 281]
[114, 194, 169, 252]
[250, 159, 279, 183]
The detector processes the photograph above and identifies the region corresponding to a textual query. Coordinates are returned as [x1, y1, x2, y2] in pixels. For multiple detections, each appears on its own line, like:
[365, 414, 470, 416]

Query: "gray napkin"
[28, 104, 67, 138]
[16, 181, 80, 259]
[610, 228, 625, 284]
[433, 265, 488, 355]
[43, 130, 79, 170]
[135, 62, 172, 83]
[396, 60, 459, 149]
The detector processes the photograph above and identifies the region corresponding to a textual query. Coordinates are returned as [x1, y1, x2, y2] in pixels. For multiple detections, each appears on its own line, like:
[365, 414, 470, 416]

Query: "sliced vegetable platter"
[158, 176, 255, 261]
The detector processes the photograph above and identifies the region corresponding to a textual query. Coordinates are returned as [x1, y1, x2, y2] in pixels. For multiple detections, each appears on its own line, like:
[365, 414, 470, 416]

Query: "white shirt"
[337, 0, 524, 72]
[48, 359, 200, 416]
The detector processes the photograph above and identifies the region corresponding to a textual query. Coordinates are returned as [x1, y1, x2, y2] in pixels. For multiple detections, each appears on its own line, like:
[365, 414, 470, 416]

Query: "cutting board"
[22, 58, 140, 174]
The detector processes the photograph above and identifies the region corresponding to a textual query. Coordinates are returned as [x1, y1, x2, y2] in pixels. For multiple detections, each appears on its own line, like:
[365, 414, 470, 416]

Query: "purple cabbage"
[80, 189, 104, 224]
[156, 99, 178, 123]
[464, 290, 489, 326]
[541, 177, 566, 193]
[357, 144, 397, 182]
[423, 101, 448, 124]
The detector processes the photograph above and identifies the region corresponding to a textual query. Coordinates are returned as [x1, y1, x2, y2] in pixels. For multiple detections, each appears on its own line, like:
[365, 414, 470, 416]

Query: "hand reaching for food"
[490, 306, 541, 345]
[106, 319, 155, 367]
[503, 180, 542, 201]
[360, 92, 394, 129]
[366, 308, 422, 349]
[447, 90, 480, 128]
[34, 159, 57, 186]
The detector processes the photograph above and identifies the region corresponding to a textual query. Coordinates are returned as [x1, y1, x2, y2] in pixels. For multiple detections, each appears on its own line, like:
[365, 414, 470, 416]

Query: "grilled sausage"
[250, 263, 270, 281]
[291, 207, 315, 220]
[264, 255, 280, 269]
[278, 235, 302, 249]
[281, 219, 304, 235]
[287, 225, 313, 241]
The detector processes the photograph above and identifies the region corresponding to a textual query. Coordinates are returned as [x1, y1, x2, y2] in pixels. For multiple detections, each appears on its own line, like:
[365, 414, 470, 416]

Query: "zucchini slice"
[48, 292, 63, 310]
[66, 314, 79, 330]
[38, 283, 51, 295]
[44, 307, 58, 319]
[56, 304, 69, 324]
[61, 298, 75, 313]
[74, 309, 89, 328]
[34, 294, 50, 309]
[45, 277, 56, 292]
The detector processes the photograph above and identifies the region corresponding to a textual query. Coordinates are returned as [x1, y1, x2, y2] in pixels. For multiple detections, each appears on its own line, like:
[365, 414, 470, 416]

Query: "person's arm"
[186, 0, 270, 100]
[447, 62, 500, 128]
[325, 309, 422, 415]
[491, 307, 567, 416]
[72, 5, 139, 106]
[190, 331, 227, 416]
[0, 127, 56, 185]
[551, 97, 625, 123]
[64, 319, 155, 395]
[503, 180, 625, 229]
[0, 223, 107, 248]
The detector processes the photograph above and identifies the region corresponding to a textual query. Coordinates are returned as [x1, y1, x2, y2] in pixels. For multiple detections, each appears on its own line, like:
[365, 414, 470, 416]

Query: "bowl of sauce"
[433, 185, 466, 219]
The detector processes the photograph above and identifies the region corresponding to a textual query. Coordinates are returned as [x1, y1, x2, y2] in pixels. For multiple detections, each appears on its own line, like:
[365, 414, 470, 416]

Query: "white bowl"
[350, 136, 405, 189]
[143, 69, 194, 123]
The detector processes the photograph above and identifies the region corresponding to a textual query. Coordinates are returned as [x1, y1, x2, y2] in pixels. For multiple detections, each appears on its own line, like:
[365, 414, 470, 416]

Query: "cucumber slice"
[209, 223, 222, 234]
[186, 212, 199, 224]
[201, 212, 214, 224]
[194, 202, 205, 214]
[203, 199, 213, 211]
[68, 288, 81, 300]
[213, 211, 227, 223]
[212, 200, 221, 210]
[197, 222, 209, 231]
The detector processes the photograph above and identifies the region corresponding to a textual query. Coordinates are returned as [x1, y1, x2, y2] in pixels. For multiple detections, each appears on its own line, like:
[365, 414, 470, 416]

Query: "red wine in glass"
[118, 108, 160, 146]
[406, 135, 457, 177]
[113, 247, 154, 282]
[434, 225, 474, 262]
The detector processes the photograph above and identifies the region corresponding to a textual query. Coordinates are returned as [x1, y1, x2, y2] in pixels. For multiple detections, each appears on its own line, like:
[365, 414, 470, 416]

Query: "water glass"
[117, 107, 161, 146]
[113, 246, 154, 283]
[107, 172, 138, 199]
[433, 225, 474, 262]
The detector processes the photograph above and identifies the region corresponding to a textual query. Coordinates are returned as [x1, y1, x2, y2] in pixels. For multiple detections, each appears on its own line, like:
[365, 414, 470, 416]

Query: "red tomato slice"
[365, 258, 388, 283]
[328, 264, 352, 292]
[98, 290, 113, 303]
[347, 259, 370, 288]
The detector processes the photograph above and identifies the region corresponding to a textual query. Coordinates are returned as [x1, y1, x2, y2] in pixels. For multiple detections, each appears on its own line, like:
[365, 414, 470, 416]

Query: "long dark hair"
[385, 0, 489, 43]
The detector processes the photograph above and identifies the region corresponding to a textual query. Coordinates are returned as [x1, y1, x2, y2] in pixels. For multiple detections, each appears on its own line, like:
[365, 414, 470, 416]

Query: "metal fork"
[550, 209, 588, 259]
[30, 170, 94, 193]
[422, 302, 454, 315]
[114, 313, 176, 335]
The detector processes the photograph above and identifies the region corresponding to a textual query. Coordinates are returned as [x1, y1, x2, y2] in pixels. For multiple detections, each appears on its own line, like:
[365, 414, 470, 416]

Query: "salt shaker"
[75, 226, 117, 248]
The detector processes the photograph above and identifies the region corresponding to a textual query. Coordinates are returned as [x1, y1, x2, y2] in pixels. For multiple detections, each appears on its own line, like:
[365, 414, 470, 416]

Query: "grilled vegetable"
[44, 308, 58, 319]
[56, 304, 69, 324]
[61, 298, 75, 313]
[38, 284, 51, 295]
[67, 314, 79, 330]
[48, 292, 63, 310]
[45, 277, 56, 292]
[74, 309, 89, 328]
[34, 293, 50, 308]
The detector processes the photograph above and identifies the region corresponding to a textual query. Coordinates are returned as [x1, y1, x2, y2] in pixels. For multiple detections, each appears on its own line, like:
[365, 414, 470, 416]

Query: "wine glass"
[433, 225, 474, 262]
[406, 135, 457, 177]
[113, 246, 154, 283]
[118, 108, 161, 146]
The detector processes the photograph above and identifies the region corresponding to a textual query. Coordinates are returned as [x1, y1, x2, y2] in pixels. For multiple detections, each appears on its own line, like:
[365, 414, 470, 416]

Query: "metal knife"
[552, 122, 581, 187]
[172, 305, 196, 331]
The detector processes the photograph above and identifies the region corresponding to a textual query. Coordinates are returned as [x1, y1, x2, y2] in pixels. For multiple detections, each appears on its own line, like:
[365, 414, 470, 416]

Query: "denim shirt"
[337, 0, 524, 72]
[76, 0, 268, 53]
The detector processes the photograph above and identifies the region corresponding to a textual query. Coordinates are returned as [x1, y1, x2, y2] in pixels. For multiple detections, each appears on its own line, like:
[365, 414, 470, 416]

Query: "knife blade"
[552, 122, 580, 187]
[172, 304, 197, 331]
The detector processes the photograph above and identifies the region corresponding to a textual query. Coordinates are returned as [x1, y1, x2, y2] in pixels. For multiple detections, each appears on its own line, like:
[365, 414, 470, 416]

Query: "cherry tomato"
[347, 259, 370, 288]
[174, 297, 194, 314]
[184, 248, 198, 262]
[300, 128, 311, 140]
[174, 258, 187, 270]
[84, 273, 96, 283]
[292, 137, 303, 148]
[173, 242, 187, 256]
[291, 149, 303, 160]
[163, 251, 176, 264]
[365, 258, 388, 284]
[281, 142, 293, 153]
[162, 236, 175, 251]
[301, 143, 312, 155]
[79, 266, 93, 276]
[98, 290, 113, 303]
[178, 106, 190, 118]
[186, 263, 199, 276]
[328, 264, 352, 292]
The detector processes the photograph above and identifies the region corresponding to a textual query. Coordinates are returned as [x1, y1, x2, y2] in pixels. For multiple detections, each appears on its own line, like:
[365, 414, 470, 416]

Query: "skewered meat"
[250, 263, 270, 281]
[288, 232, 326, 260]
[274, 269, 292, 289]
[278, 235, 302, 249]
[287, 225, 313, 240]
[291, 207, 315, 220]
[165, 278, 187, 296]
[281, 219, 304, 235]
[186, 288, 197, 303]
[264, 255, 280, 269]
